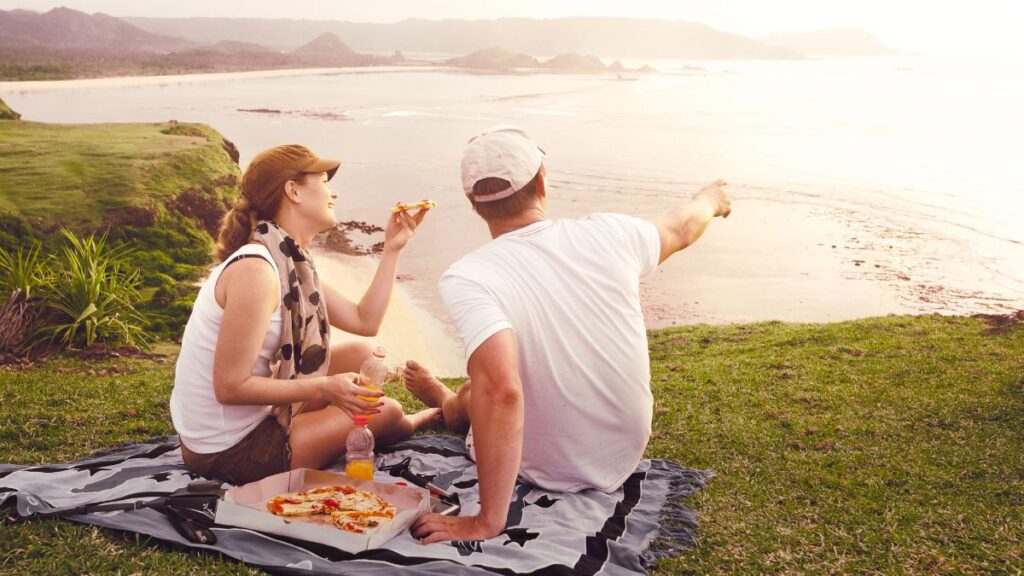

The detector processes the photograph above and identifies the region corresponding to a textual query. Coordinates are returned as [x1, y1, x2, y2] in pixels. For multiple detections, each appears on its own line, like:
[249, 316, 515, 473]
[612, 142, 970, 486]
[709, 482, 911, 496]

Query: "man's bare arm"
[651, 179, 732, 264]
[410, 329, 523, 543]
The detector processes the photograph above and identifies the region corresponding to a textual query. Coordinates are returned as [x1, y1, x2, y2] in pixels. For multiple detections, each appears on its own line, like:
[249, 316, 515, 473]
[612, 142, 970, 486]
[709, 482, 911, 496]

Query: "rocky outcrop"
[445, 47, 540, 70]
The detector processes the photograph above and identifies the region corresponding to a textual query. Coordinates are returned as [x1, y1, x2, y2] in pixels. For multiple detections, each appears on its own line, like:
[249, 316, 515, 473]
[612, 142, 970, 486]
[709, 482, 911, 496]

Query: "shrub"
[0, 242, 50, 353]
[32, 229, 151, 351]
[0, 242, 50, 301]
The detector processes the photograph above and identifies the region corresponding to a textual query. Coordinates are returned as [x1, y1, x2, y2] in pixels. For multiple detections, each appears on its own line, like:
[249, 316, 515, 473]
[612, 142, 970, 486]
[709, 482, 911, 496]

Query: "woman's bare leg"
[290, 342, 443, 469]
[289, 397, 440, 470]
[403, 360, 472, 433]
[298, 341, 376, 413]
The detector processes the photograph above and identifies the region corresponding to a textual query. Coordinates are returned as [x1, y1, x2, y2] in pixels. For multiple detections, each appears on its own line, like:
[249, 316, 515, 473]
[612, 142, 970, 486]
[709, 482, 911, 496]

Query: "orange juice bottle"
[345, 414, 375, 481]
[357, 347, 387, 419]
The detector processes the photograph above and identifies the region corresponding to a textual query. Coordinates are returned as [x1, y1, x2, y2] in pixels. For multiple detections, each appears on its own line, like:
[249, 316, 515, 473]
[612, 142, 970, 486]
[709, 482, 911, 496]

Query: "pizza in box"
[266, 484, 396, 534]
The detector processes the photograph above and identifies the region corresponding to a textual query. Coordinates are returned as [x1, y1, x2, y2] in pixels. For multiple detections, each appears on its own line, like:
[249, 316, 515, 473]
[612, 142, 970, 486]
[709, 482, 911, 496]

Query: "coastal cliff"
[0, 96, 20, 120]
[0, 111, 241, 336]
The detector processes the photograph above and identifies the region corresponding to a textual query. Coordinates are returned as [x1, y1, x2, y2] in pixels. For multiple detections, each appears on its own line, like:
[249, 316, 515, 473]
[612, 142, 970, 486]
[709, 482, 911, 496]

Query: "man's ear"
[282, 179, 301, 205]
[535, 171, 547, 200]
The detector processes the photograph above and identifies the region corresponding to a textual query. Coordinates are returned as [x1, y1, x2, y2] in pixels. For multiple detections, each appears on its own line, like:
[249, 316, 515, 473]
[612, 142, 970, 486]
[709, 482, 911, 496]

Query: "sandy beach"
[312, 249, 465, 377]
[0, 65, 446, 93]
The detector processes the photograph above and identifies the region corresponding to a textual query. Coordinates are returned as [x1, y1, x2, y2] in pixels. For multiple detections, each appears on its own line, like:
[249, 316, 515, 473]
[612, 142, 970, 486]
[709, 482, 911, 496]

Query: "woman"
[170, 144, 437, 485]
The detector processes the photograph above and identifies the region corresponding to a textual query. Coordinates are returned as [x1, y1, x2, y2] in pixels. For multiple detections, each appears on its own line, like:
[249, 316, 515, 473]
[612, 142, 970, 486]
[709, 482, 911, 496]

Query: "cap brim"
[303, 157, 341, 181]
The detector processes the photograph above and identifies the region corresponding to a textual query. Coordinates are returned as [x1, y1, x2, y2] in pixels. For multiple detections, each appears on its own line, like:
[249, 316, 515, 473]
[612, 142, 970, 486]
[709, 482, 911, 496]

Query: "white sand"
[312, 250, 466, 378]
[0, 65, 446, 93]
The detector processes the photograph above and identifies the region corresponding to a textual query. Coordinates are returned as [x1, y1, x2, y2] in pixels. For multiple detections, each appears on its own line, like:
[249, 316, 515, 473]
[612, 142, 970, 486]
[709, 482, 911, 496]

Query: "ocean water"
[4, 56, 1023, 333]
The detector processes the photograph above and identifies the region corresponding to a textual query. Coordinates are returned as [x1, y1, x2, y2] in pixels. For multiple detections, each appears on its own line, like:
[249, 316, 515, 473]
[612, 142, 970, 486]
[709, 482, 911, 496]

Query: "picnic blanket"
[1, 435, 711, 575]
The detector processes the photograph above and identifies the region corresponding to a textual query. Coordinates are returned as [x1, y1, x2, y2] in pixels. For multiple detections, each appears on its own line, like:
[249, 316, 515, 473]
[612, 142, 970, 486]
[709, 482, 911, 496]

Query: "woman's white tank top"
[169, 244, 283, 453]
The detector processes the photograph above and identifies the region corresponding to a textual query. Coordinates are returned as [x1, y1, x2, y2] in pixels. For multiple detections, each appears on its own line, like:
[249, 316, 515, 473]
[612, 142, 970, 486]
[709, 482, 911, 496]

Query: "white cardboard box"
[215, 468, 430, 552]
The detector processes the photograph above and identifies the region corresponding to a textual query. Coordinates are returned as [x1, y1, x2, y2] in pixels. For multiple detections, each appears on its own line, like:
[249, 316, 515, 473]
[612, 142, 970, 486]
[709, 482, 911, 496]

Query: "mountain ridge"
[124, 15, 803, 59]
[0, 7, 192, 52]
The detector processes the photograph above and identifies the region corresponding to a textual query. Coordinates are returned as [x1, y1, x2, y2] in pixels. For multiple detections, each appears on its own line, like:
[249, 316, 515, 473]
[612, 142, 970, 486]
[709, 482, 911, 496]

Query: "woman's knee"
[377, 396, 404, 423]
[366, 397, 411, 444]
[329, 341, 375, 374]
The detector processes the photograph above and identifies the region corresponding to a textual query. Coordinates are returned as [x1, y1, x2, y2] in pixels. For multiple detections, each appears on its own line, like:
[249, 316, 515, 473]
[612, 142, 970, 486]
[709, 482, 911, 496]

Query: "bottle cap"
[353, 415, 369, 426]
[373, 346, 386, 358]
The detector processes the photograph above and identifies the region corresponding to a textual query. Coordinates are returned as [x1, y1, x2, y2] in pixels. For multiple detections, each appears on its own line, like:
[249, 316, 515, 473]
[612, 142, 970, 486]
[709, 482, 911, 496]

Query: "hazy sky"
[3, 0, 1023, 56]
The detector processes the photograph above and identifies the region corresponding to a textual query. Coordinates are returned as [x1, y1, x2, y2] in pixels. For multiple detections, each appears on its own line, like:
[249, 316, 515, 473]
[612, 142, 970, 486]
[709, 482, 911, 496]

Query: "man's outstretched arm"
[410, 329, 524, 544]
[651, 179, 732, 264]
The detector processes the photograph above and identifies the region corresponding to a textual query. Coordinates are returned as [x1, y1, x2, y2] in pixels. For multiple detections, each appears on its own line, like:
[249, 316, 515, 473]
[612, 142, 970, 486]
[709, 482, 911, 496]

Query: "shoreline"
[311, 248, 466, 378]
[0, 64, 448, 93]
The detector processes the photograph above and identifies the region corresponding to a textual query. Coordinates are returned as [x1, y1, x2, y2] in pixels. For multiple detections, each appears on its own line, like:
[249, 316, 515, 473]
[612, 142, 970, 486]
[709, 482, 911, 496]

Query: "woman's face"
[293, 171, 338, 229]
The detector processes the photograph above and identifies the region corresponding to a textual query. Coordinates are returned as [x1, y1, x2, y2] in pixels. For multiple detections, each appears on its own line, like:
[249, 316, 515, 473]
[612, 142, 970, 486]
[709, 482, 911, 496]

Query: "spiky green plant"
[33, 229, 151, 350]
[0, 241, 50, 300]
[0, 242, 51, 353]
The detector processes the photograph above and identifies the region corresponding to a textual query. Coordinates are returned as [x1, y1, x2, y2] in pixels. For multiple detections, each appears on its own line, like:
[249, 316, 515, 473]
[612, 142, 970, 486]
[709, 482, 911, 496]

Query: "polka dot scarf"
[252, 220, 331, 425]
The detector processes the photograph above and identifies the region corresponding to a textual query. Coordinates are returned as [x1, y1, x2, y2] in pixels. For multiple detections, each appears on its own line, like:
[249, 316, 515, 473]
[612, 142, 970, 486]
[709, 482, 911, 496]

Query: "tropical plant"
[32, 229, 151, 350]
[0, 242, 51, 353]
[0, 241, 50, 300]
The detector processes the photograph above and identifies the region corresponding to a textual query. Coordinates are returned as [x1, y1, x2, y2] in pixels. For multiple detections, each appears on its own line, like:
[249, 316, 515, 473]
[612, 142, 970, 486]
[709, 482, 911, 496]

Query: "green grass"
[0, 119, 241, 338]
[0, 120, 238, 230]
[2, 315, 1022, 574]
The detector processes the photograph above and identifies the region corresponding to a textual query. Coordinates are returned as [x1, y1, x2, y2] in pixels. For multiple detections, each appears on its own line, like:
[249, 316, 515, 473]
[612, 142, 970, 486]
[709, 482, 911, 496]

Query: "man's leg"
[403, 360, 472, 433]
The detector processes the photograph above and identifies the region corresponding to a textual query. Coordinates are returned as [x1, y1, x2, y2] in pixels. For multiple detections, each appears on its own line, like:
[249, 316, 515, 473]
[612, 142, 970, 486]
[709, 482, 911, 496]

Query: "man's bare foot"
[403, 360, 456, 409]
[408, 407, 443, 432]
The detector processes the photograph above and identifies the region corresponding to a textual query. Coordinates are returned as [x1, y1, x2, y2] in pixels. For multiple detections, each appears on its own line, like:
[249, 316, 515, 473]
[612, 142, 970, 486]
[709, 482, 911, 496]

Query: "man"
[408, 126, 731, 543]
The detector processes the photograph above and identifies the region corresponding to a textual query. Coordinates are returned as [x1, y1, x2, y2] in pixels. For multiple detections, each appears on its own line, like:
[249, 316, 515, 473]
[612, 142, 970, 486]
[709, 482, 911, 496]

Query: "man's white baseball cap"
[461, 126, 546, 203]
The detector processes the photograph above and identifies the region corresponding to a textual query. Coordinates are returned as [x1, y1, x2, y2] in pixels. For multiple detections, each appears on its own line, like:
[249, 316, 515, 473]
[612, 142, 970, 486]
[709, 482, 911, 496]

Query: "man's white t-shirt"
[439, 213, 661, 493]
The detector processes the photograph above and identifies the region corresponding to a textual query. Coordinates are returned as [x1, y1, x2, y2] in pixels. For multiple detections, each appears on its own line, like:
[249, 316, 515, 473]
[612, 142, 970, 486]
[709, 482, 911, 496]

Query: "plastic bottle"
[345, 414, 375, 481]
[357, 346, 387, 419]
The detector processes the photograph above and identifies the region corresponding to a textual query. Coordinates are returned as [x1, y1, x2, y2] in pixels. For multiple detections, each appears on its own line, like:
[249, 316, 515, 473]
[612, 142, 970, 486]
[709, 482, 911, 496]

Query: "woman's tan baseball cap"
[241, 144, 341, 199]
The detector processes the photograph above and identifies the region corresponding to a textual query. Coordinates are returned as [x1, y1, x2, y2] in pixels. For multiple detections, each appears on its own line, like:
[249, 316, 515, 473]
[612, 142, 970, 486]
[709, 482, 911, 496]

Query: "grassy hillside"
[0, 96, 19, 120]
[0, 118, 241, 337]
[0, 119, 238, 232]
[1, 315, 1021, 574]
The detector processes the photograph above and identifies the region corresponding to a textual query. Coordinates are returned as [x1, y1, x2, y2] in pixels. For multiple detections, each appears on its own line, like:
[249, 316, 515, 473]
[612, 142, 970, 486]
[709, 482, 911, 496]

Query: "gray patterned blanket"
[1, 435, 710, 575]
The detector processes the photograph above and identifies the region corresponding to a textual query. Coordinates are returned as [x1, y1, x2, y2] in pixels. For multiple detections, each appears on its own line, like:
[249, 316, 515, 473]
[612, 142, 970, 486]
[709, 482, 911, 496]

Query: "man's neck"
[487, 208, 546, 239]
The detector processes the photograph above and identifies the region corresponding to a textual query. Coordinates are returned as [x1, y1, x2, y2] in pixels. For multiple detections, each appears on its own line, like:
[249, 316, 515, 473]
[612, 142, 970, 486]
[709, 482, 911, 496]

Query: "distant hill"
[0, 10, 394, 80]
[205, 40, 273, 54]
[544, 53, 606, 72]
[127, 16, 802, 59]
[289, 32, 384, 66]
[445, 48, 657, 74]
[446, 47, 540, 70]
[761, 28, 896, 56]
[0, 7, 192, 52]
[292, 32, 357, 57]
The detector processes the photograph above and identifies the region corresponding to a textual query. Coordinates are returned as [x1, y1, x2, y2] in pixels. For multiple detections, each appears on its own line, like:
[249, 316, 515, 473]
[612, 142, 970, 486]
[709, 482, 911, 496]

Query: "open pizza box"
[214, 467, 430, 552]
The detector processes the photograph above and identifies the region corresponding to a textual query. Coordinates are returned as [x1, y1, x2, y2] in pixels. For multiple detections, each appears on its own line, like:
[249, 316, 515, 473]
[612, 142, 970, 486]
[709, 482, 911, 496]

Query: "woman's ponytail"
[215, 198, 256, 262]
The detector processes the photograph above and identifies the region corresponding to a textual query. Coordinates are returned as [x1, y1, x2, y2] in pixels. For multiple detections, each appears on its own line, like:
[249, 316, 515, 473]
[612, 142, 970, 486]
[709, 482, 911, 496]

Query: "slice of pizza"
[266, 492, 324, 516]
[391, 199, 436, 213]
[327, 490, 397, 534]
[330, 509, 394, 534]
[266, 485, 356, 516]
[305, 485, 358, 500]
